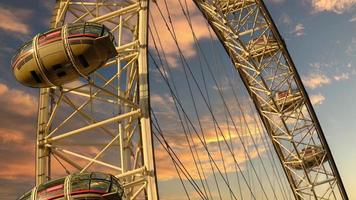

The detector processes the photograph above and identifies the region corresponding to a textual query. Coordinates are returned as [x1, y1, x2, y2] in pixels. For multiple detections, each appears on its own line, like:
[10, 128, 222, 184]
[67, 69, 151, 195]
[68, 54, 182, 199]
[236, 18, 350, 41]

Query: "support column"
[36, 88, 51, 185]
[138, 0, 159, 199]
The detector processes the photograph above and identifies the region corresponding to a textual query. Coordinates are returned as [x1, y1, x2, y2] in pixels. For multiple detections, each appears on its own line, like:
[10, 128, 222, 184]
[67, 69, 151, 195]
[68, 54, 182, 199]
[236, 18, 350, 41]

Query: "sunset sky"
[0, 0, 355, 199]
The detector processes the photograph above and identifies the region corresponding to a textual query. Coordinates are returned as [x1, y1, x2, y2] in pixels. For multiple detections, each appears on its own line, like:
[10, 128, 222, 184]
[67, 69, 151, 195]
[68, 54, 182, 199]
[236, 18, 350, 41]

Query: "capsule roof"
[11, 22, 114, 66]
[286, 146, 327, 170]
[18, 172, 124, 200]
[12, 22, 117, 88]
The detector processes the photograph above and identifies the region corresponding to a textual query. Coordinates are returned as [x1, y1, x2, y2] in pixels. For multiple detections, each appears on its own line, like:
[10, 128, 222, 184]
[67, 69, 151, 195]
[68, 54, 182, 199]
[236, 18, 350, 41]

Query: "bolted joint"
[140, 0, 148, 10]
[143, 168, 155, 177]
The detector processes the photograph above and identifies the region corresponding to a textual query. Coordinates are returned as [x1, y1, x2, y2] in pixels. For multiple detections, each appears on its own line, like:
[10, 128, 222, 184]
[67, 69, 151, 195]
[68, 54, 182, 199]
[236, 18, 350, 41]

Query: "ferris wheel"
[12, 0, 348, 200]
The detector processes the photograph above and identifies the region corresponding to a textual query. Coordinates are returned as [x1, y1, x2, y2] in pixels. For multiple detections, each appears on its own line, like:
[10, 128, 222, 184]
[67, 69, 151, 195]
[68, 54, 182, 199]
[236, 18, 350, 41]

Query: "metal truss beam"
[35, 0, 158, 199]
[192, 0, 348, 199]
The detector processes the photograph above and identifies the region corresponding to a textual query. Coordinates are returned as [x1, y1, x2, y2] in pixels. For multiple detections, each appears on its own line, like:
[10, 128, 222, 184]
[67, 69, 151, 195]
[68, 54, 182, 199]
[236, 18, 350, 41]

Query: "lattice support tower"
[35, 0, 158, 199]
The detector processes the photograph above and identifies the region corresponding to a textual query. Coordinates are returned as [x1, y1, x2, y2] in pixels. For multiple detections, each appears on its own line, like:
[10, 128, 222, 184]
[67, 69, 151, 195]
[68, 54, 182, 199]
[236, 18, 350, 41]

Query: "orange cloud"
[0, 83, 37, 117]
[0, 128, 26, 144]
[149, 1, 212, 67]
[0, 127, 34, 181]
[310, 93, 326, 105]
[155, 125, 266, 181]
[309, 0, 356, 13]
[0, 163, 34, 181]
[0, 7, 32, 34]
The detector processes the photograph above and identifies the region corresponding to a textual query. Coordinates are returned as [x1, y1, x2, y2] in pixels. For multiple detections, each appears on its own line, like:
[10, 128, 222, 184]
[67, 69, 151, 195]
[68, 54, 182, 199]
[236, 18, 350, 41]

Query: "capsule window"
[90, 180, 110, 192]
[17, 60, 25, 70]
[12, 41, 32, 65]
[30, 70, 42, 83]
[110, 179, 122, 194]
[91, 172, 111, 180]
[52, 64, 62, 71]
[68, 25, 84, 36]
[78, 55, 89, 68]
[17, 55, 33, 70]
[71, 179, 90, 192]
[85, 25, 102, 36]
[23, 55, 33, 64]
[22, 41, 33, 53]
[18, 191, 31, 200]
[56, 71, 67, 77]
[102, 28, 109, 36]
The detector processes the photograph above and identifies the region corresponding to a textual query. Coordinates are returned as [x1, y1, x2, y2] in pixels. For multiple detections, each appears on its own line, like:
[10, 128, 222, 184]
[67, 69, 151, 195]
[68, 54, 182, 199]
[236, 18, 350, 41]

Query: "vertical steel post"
[34, 1, 159, 199]
[138, 0, 158, 199]
[36, 88, 50, 185]
[36, 0, 64, 186]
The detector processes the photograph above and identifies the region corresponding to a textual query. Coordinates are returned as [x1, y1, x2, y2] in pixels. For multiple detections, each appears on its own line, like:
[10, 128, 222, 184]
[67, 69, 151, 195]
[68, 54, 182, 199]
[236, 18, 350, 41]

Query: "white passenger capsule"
[17, 172, 124, 200]
[262, 89, 302, 113]
[215, 0, 255, 14]
[11, 22, 117, 88]
[286, 146, 327, 170]
[244, 35, 279, 60]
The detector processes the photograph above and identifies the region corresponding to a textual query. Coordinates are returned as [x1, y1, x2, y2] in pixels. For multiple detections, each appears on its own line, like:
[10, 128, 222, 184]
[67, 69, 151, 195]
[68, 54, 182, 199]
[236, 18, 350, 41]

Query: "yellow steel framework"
[36, 0, 158, 199]
[192, 0, 348, 199]
[33, 0, 348, 200]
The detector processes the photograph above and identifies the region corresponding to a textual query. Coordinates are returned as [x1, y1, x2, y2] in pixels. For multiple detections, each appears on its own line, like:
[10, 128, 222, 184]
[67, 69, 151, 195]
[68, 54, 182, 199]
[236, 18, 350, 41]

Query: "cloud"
[149, 1, 212, 67]
[0, 129, 26, 144]
[309, 62, 336, 69]
[346, 37, 356, 55]
[0, 127, 35, 181]
[155, 137, 265, 181]
[302, 73, 331, 89]
[350, 15, 356, 22]
[269, 0, 285, 3]
[0, 83, 37, 117]
[151, 92, 268, 182]
[334, 73, 349, 81]
[308, 0, 356, 14]
[0, 178, 34, 199]
[291, 23, 305, 37]
[0, 7, 32, 34]
[280, 14, 306, 37]
[154, 116, 267, 181]
[150, 93, 177, 122]
[280, 13, 292, 26]
[310, 93, 325, 105]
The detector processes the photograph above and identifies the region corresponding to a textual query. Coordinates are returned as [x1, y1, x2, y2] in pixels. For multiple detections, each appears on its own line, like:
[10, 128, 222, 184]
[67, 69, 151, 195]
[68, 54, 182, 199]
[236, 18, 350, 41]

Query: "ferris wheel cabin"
[261, 89, 303, 113]
[243, 35, 279, 60]
[17, 172, 124, 200]
[286, 146, 328, 170]
[215, 0, 255, 14]
[11, 22, 117, 88]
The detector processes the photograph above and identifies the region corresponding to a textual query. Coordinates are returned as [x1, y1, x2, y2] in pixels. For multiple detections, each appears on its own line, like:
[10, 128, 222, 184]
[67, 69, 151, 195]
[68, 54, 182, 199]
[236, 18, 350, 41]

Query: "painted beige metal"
[192, 0, 348, 199]
[35, 0, 158, 199]
[13, 24, 117, 88]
